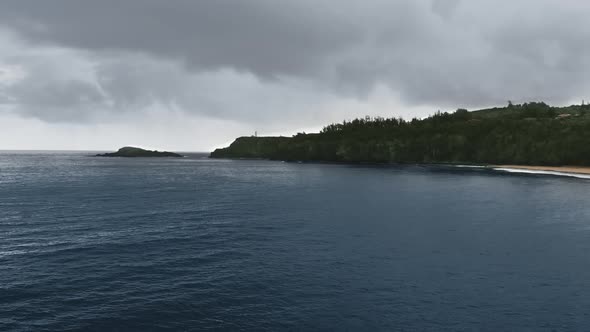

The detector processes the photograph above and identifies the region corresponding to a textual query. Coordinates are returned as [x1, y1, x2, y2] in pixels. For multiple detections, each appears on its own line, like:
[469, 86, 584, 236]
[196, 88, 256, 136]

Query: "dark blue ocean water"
[2, 152, 590, 331]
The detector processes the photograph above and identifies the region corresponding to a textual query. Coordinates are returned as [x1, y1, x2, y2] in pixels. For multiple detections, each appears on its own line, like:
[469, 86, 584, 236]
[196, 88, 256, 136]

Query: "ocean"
[2, 151, 590, 331]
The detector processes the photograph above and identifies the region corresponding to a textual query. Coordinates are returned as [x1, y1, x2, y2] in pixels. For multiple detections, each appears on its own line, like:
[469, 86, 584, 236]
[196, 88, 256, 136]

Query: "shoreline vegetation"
[210, 102, 590, 173]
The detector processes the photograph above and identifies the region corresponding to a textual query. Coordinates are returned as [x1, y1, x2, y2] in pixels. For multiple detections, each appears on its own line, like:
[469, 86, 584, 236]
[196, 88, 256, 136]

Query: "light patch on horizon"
[0, 110, 249, 152]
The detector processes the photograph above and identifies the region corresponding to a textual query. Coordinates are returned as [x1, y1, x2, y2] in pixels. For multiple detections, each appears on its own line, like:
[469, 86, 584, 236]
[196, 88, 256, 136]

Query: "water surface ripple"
[1, 152, 590, 331]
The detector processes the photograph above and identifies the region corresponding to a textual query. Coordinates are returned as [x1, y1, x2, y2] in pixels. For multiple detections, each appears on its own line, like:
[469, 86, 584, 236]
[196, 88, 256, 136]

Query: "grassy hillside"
[210, 102, 590, 166]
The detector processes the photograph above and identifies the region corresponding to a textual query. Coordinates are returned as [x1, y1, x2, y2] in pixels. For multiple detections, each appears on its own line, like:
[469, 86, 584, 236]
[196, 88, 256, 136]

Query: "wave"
[452, 165, 487, 168]
[492, 167, 590, 179]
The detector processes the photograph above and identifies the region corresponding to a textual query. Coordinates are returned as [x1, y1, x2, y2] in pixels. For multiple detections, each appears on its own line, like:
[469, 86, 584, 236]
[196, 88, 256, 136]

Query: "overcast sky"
[1, 0, 589, 151]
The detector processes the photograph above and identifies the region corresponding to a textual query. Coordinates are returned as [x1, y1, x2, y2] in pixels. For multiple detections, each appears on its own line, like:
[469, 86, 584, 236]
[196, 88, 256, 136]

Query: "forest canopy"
[210, 102, 590, 166]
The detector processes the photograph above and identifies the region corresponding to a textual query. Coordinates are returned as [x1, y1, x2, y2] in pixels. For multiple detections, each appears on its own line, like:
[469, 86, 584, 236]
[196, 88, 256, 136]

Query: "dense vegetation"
[210, 102, 590, 166]
[97, 147, 183, 158]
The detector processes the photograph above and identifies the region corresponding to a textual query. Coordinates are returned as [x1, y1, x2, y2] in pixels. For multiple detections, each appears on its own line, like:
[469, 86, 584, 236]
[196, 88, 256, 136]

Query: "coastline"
[491, 165, 590, 176]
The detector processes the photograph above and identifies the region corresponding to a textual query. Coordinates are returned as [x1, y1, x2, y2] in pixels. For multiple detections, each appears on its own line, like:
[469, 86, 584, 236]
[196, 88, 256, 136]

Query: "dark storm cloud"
[1, 0, 590, 124]
[0, 0, 359, 78]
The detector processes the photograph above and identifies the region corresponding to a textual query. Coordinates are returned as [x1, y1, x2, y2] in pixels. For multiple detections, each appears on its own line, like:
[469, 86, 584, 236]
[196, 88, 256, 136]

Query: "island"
[96, 147, 183, 158]
[210, 102, 590, 166]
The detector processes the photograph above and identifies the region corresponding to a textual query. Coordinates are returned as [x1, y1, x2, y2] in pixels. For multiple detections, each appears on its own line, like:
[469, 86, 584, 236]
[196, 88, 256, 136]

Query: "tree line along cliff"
[210, 102, 590, 166]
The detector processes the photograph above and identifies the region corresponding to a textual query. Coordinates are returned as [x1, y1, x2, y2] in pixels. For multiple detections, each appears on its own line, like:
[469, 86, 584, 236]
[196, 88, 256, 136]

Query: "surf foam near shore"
[492, 166, 590, 179]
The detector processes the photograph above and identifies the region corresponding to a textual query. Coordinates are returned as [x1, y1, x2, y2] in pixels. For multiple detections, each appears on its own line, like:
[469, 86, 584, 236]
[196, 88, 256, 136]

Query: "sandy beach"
[494, 165, 590, 175]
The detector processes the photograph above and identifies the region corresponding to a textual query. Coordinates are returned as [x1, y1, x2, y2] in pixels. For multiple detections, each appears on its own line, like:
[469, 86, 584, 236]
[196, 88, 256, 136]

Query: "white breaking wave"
[453, 165, 487, 168]
[0, 250, 27, 258]
[492, 168, 590, 180]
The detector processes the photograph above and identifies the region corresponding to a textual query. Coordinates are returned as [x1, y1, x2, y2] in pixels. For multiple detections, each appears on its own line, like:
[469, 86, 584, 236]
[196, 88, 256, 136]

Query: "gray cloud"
[1, 0, 590, 128]
[431, 0, 461, 18]
[7, 79, 106, 121]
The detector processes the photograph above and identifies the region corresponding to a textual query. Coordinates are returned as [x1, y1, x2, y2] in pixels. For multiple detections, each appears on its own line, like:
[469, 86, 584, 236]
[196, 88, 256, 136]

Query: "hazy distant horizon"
[0, 149, 213, 153]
